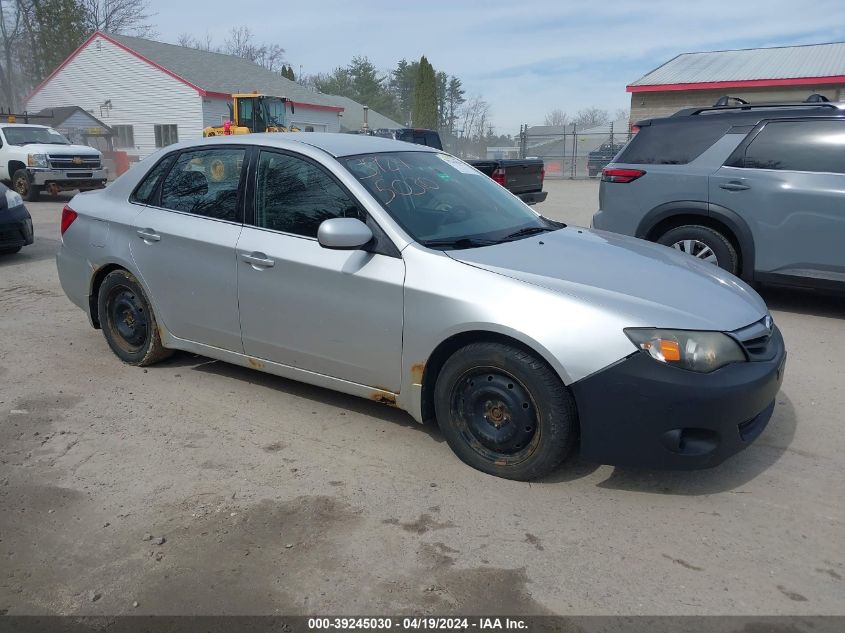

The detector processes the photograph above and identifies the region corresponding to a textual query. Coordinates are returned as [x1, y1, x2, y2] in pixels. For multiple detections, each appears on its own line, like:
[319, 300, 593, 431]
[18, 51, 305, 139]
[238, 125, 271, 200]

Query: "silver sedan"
[56, 134, 786, 480]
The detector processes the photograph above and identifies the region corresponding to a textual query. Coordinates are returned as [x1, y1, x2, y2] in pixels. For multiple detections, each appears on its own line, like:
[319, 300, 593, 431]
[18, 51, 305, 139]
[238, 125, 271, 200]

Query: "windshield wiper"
[421, 237, 499, 250]
[501, 225, 556, 241]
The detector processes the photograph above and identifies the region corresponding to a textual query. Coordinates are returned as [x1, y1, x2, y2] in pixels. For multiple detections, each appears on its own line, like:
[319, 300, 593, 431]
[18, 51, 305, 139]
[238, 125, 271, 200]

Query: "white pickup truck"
[0, 122, 107, 201]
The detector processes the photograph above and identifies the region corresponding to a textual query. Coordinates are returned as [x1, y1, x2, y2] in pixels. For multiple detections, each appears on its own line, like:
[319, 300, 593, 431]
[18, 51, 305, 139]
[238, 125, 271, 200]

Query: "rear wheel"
[97, 269, 172, 366]
[12, 169, 41, 202]
[434, 342, 577, 480]
[657, 224, 739, 275]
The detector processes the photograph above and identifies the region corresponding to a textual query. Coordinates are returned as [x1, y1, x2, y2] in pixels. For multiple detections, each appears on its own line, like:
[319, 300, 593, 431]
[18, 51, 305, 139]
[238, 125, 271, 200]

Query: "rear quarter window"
[618, 119, 733, 165]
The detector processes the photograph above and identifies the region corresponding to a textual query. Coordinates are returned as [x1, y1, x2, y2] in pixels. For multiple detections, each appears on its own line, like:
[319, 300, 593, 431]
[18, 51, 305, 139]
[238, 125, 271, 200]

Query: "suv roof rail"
[672, 97, 840, 117]
[804, 93, 830, 103]
[713, 96, 748, 107]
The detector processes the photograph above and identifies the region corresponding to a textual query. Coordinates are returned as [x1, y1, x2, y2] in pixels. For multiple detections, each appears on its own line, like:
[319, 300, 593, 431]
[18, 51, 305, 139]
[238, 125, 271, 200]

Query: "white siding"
[201, 97, 341, 133]
[26, 35, 203, 159]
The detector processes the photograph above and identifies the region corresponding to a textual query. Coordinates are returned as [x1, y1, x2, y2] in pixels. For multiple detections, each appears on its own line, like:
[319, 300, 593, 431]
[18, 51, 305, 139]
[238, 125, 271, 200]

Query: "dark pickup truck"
[370, 128, 547, 205]
[587, 141, 625, 178]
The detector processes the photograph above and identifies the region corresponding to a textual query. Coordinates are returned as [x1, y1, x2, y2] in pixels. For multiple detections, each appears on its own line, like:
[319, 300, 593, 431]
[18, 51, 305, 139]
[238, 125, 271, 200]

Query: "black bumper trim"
[0, 204, 34, 248]
[570, 326, 786, 470]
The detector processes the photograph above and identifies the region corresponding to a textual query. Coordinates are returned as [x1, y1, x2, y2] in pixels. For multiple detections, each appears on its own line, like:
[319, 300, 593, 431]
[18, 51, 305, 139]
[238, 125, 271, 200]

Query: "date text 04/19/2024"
[307, 617, 528, 630]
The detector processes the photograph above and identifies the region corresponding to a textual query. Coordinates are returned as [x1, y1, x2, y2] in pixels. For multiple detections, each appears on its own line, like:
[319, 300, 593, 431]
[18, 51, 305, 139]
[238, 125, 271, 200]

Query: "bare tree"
[224, 26, 285, 72]
[543, 108, 568, 127]
[614, 107, 630, 122]
[177, 31, 217, 52]
[0, 0, 23, 108]
[81, 0, 155, 36]
[573, 106, 609, 129]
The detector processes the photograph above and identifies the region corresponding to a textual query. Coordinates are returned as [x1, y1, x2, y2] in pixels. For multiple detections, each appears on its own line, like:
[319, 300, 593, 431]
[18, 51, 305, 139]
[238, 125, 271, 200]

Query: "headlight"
[27, 153, 48, 168]
[4, 189, 23, 208]
[624, 328, 746, 373]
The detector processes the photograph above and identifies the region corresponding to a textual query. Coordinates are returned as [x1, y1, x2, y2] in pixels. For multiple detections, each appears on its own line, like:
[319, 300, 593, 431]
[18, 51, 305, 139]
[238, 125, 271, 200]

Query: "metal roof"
[630, 42, 845, 90]
[106, 33, 401, 128]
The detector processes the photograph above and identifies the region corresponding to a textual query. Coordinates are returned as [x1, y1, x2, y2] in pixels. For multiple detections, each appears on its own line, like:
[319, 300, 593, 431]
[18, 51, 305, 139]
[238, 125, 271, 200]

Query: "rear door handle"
[240, 252, 275, 269]
[136, 228, 161, 242]
[720, 181, 750, 191]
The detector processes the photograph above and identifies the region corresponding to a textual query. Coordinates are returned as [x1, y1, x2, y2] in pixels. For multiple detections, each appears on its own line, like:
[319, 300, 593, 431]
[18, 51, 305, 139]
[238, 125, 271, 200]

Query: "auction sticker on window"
[435, 153, 480, 174]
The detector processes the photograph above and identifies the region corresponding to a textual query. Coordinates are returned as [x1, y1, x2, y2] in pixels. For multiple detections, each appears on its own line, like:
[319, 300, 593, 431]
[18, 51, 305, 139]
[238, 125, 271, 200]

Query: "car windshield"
[2, 126, 70, 146]
[342, 151, 557, 249]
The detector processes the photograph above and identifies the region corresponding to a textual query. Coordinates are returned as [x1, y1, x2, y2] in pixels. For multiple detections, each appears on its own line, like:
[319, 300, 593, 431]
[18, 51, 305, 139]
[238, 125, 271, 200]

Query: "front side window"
[739, 120, 845, 174]
[255, 150, 363, 237]
[160, 148, 245, 221]
[154, 124, 178, 148]
[2, 126, 70, 146]
[342, 151, 553, 248]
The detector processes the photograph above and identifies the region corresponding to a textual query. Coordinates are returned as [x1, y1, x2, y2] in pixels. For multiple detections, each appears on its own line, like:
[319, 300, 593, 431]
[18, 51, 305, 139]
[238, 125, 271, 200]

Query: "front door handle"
[720, 181, 750, 191]
[136, 228, 161, 242]
[241, 252, 275, 269]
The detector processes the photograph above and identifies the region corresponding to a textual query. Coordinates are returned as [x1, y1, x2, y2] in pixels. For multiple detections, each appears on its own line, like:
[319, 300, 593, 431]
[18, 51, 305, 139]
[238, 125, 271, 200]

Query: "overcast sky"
[148, 0, 845, 135]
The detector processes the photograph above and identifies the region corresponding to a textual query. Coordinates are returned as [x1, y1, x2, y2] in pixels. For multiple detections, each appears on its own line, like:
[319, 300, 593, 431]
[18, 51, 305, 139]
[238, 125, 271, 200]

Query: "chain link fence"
[513, 121, 633, 179]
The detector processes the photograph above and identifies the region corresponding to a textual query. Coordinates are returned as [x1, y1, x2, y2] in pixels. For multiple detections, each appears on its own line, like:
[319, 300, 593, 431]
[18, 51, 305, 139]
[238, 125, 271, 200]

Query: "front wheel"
[656, 224, 739, 275]
[97, 269, 172, 366]
[12, 169, 41, 202]
[434, 342, 577, 480]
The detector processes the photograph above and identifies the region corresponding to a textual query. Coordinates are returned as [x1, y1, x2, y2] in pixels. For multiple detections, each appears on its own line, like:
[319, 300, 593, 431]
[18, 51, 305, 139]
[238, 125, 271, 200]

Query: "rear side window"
[736, 120, 845, 174]
[131, 154, 175, 205]
[617, 120, 732, 165]
[160, 148, 245, 221]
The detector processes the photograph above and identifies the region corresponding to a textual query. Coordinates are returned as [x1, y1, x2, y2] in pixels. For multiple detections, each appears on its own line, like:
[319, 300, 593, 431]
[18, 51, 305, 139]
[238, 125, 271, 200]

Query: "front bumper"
[571, 326, 786, 469]
[518, 191, 548, 205]
[30, 168, 108, 190]
[0, 203, 34, 248]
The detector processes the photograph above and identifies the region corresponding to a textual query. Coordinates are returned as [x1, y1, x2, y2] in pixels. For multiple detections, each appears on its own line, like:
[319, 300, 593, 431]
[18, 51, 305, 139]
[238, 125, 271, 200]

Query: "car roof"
[0, 123, 50, 128]
[208, 132, 439, 157]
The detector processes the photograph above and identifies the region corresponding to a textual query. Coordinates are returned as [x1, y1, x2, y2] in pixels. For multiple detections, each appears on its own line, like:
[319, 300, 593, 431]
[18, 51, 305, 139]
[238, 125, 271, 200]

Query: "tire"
[97, 269, 172, 366]
[656, 224, 739, 275]
[0, 246, 22, 255]
[433, 341, 577, 480]
[12, 169, 41, 202]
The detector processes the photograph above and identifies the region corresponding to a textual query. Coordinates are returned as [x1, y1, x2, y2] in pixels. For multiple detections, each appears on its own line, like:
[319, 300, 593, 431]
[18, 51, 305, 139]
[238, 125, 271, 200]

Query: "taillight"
[60, 205, 78, 235]
[540, 166, 545, 183]
[601, 168, 646, 184]
[491, 168, 506, 186]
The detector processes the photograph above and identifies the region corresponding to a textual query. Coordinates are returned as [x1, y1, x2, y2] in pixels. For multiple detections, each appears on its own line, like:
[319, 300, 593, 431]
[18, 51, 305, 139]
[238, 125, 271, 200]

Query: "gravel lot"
[1, 180, 844, 616]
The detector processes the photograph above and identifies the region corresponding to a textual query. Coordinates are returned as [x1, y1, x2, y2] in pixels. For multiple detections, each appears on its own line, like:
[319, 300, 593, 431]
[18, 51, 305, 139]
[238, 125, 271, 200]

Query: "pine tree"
[412, 56, 438, 130]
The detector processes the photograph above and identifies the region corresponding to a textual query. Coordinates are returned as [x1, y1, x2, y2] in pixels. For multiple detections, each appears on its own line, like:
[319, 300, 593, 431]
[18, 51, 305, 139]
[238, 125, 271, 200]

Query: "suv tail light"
[491, 168, 507, 186]
[601, 168, 646, 184]
[540, 166, 545, 183]
[60, 205, 78, 235]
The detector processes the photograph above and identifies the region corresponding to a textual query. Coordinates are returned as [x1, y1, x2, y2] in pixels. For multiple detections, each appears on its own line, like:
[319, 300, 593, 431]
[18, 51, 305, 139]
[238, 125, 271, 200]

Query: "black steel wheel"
[434, 341, 577, 480]
[97, 269, 172, 366]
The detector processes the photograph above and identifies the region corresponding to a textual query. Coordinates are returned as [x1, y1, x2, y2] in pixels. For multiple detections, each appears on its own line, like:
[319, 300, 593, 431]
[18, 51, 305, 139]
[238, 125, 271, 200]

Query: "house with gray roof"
[628, 42, 845, 122]
[25, 31, 400, 158]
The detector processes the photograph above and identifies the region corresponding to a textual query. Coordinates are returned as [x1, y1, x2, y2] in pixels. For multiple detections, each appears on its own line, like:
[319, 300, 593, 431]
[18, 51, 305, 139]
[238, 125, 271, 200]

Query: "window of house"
[112, 125, 134, 149]
[160, 148, 245, 221]
[255, 150, 364, 237]
[154, 124, 178, 148]
[739, 120, 845, 174]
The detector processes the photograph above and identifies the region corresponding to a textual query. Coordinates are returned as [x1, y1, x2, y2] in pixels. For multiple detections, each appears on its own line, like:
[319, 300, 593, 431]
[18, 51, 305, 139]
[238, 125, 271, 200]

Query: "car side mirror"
[317, 217, 373, 250]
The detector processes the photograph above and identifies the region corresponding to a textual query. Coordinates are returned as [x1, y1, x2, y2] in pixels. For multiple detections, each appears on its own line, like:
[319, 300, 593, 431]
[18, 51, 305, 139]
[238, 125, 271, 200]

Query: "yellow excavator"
[203, 93, 301, 137]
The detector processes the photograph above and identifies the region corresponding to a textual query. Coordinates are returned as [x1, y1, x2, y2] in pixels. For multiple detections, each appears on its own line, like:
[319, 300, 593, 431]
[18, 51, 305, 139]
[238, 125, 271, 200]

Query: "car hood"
[18, 144, 100, 156]
[447, 226, 768, 331]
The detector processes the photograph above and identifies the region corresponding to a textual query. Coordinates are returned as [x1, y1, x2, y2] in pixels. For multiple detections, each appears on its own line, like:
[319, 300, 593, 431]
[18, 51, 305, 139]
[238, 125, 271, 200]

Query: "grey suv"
[592, 96, 845, 291]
